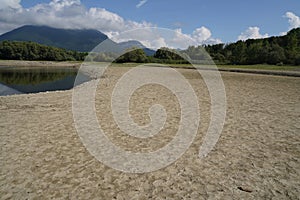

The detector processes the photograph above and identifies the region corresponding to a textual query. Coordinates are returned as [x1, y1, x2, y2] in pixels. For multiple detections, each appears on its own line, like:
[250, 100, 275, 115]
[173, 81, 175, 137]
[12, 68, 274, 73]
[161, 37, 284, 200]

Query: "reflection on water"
[0, 67, 91, 96]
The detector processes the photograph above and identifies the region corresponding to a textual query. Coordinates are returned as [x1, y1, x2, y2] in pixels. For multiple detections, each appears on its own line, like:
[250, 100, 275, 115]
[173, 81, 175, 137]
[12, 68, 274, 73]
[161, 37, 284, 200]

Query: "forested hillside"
[203, 28, 300, 65]
[0, 41, 87, 61]
[0, 28, 299, 65]
[0, 25, 108, 52]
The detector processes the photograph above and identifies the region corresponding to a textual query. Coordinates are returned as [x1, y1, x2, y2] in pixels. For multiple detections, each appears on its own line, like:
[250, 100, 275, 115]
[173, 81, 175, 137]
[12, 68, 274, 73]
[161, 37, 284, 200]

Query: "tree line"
[0, 28, 299, 65]
[100, 28, 300, 65]
[204, 28, 300, 65]
[114, 47, 189, 64]
[0, 41, 87, 61]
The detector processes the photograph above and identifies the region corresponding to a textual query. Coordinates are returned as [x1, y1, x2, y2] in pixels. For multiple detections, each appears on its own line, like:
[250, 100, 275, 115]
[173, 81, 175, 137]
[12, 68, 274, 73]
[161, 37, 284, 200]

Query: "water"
[0, 66, 91, 96]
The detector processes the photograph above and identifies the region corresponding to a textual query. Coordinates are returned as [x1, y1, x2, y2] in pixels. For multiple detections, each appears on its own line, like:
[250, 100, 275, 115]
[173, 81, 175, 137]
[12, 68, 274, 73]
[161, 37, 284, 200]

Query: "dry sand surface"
[0, 67, 300, 199]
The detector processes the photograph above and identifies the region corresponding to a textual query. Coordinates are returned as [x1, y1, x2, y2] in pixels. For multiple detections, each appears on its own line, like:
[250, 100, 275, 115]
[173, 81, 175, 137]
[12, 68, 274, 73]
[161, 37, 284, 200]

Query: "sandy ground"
[0, 67, 300, 199]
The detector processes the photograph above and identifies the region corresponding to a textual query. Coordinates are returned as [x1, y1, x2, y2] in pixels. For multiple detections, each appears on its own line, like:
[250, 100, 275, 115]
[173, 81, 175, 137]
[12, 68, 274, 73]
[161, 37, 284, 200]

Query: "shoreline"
[0, 60, 82, 68]
[169, 65, 300, 77]
[0, 60, 300, 77]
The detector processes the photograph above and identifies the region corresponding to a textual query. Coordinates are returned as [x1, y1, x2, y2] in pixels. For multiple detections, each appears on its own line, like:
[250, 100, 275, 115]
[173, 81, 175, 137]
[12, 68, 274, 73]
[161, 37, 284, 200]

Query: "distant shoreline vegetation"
[0, 41, 87, 61]
[0, 28, 299, 65]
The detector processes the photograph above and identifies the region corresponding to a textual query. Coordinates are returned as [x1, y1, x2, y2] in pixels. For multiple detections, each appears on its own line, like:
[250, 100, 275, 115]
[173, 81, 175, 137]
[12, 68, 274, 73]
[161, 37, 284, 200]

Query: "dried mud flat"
[0, 67, 300, 199]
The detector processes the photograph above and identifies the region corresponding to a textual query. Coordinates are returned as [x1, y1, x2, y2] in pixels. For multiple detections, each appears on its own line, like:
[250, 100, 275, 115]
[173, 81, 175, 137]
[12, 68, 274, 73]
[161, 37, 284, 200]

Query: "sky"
[0, 0, 299, 49]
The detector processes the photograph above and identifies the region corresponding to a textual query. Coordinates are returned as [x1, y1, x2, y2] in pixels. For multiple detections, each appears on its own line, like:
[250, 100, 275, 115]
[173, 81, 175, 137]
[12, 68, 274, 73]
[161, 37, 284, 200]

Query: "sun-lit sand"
[1, 67, 299, 199]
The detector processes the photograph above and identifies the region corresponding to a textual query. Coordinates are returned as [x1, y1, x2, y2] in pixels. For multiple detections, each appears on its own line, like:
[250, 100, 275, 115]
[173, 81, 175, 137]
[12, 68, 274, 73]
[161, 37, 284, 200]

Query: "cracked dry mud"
[1, 67, 300, 199]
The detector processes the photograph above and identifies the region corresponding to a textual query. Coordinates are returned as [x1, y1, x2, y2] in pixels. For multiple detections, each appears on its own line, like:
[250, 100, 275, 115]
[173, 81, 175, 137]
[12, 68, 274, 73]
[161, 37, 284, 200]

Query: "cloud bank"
[111, 27, 222, 49]
[238, 11, 300, 41]
[0, 0, 221, 49]
[0, 0, 21, 9]
[238, 26, 269, 41]
[0, 0, 152, 37]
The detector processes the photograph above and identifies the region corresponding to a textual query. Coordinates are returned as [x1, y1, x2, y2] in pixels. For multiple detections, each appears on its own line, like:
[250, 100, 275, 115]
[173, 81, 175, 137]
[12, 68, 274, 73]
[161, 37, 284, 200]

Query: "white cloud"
[192, 27, 211, 42]
[191, 26, 222, 45]
[111, 27, 221, 49]
[49, 0, 81, 9]
[168, 29, 195, 49]
[142, 37, 168, 49]
[0, 0, 21, 9]
[236, 12, 299, 41]
[0, 0, 153, 35]
[238, 26, 269, 41]
[0, 0, 221, 49]
[136, 0, 147, 8]
[279, 31, 287, 36]
[284, 11, 300, 30]
[111, 28, 170, 49]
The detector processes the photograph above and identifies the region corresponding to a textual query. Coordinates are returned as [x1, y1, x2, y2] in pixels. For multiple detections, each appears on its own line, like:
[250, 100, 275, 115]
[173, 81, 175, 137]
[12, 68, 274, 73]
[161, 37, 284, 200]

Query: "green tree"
[115, 48, 148, 63]
[0, 41, 87, 61]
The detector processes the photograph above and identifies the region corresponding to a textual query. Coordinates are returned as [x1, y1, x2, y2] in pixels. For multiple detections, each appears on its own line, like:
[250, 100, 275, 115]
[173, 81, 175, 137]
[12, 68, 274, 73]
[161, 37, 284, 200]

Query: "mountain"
[118, 41, 155, 56]
[0, 25, 108, 52]
[0, 25, 155, 55]
[142, 48, 156, 56]
[118, 40, 145, 49]
[93, 39, 155, 56]
[118, 40, 155, 56]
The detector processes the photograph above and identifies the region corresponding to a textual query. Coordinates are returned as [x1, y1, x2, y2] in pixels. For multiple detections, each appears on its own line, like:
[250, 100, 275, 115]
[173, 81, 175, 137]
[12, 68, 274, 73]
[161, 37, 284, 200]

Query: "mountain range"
[0, 25, 155, 55]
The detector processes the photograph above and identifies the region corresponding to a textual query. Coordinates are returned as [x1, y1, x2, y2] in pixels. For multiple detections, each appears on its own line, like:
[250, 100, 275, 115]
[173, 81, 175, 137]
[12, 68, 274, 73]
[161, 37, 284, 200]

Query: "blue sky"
[1, 0, 299, 48]
[105, 0, 297, 41]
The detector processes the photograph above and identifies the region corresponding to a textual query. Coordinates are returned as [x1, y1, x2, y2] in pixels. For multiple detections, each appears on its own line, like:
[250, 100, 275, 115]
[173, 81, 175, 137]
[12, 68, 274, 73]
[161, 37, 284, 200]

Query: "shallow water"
[0, 66, 91, 96]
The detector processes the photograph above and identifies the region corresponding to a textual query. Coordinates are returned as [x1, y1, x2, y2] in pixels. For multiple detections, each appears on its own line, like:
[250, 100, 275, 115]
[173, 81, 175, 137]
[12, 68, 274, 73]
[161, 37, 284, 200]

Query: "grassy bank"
[216, 64, 300, 71]
[1, 60, 299, 72]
